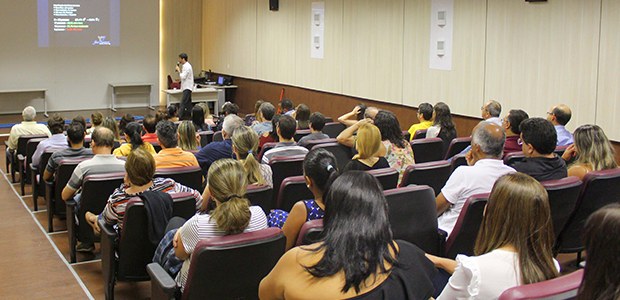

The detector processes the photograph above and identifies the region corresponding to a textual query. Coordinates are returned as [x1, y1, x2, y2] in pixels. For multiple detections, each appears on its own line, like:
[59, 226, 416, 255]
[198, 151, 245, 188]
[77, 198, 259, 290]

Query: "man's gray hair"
[222, 114, 244, 137]
[486, 100, 502, 118]
[472, 122, 505, 158]
[22, 106, 36, 121]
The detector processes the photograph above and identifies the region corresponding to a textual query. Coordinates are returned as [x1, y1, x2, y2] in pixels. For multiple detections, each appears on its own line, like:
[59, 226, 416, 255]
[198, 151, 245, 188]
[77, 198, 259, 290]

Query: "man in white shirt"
[436, 122, 515, 237]
[481, 100, 502, 126]
[7, 106, 51, 151]
[176, 53, 194, 120]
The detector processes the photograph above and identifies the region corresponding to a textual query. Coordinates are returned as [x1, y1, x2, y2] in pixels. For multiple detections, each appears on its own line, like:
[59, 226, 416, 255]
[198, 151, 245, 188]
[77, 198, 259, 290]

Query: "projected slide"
[38, 0, 120, 47]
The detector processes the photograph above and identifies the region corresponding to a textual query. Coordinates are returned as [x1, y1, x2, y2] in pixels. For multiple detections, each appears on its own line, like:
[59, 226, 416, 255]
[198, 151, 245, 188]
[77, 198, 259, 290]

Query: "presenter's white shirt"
[180, 61, 194, 91]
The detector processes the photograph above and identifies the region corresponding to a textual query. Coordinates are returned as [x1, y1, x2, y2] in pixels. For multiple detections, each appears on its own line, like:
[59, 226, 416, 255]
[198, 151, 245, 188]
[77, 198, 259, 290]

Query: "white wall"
[202, 0, 620, 141]
[0, 0, 159, 113]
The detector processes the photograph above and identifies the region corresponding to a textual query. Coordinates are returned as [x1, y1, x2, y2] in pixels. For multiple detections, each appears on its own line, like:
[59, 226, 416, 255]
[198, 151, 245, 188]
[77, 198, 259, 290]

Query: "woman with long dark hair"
[191, 105, 209, 132]
[428, 173, 559, 299]
[113, 122, 156, 157]
[260, 171, 436, 299]
[426, 102, 457, 154]
[373, 110, 415, 183]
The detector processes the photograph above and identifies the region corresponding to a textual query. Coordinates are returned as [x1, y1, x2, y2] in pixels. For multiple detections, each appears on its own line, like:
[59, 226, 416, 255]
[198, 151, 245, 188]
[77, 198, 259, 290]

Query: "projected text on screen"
[38, 0, 120, 47]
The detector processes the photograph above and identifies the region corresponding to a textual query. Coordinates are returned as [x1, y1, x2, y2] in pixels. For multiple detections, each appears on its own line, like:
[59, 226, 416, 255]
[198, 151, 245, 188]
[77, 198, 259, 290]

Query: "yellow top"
[113, 142, 157, 157]
[407, 120, 433, 140]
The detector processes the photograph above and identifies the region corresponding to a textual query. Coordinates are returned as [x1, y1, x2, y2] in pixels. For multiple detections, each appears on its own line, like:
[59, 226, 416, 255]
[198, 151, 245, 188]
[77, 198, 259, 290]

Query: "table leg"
[111, 89, 117, 112]
[147, 86, 154, 110]
[43, 93, 48, 117]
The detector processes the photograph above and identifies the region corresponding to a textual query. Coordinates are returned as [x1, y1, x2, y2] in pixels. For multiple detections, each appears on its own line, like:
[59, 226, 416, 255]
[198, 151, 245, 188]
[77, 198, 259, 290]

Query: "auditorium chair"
[444, 137, 472, 160]
[412, 129, 428, 140]
[399, 160, 451, 196]
[300, 138, 336, 151]
[45, 159, 86, 232]
[276, 175, 313, 212]
[246, 184, 274, 215]
[154, 166, 203, 192]
[295, 219, 324, 246]
[498, 269, 584, 300]
[167, 75, 180, 89]
[293, 129, 311, 142]
[257, 142, 277, 162]
[554, 145, 569, 157]
[384, 186, 445, 255]
[503, 152, 526, 167]
[30, 148, 59, 211]
[99, 193, 198, 300]
[322, 122, 346, 138]
[66, 172, 124, 263]
[150, 141, 162, 153]
[555, 168, 620, 265]
[19, 137, 45, 195]
[269, 155, 306, 207]
[10, 134, 48, 183]
[541, 177, 582, 243]
[443, 194, 489, 259]
[213, 131, 224, 142]
[450, 154, 468, 173]
[410, 138, 444, 163]
[147, 228, 286, 300]
[311, 142, 352, 172]
[198, 130, 214, 147]
[367, 168, 399, 190]
[323, 117, 333, 123]
[402, 130, 411, 142]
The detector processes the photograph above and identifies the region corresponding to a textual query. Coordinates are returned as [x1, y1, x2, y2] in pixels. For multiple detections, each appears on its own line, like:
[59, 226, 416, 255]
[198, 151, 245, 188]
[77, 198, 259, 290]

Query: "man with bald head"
[436, 122, 516, 237]
[481, 100, 502, 126]
[547, 104, 573, 146]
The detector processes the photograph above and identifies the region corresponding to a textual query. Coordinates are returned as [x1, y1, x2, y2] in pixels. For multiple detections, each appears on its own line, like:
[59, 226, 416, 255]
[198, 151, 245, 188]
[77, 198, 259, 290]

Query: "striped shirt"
[100, 177, 203, 229]
[261, 142, 308, 164]
[67, 154, 126, 191]
[154, 147, 199, 169]
[46, 147, 94, 174]
[175, 206, 268, 290]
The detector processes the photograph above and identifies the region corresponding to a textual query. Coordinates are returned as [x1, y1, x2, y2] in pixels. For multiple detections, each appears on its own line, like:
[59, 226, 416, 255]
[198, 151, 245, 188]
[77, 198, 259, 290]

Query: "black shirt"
[343, 157, 390, 172]
[512, 155, 567, 182]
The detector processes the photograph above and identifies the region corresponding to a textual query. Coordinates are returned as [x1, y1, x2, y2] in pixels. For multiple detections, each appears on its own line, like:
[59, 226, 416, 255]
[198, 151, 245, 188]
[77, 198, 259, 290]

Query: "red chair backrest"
[198, 130, 214, 147]
[366, 168, 399, 190]
[258, 142, 278, 161]
[294, 129, 312, 142]
[400, 160, 452, 196]
[444, 193, 489, 259]
[295, 219, 324, 246]
[311, 142, 352, 172]
[246, 184, 274, 215]
[412, 129, 428, 140]
[503, 152, 525, 166]
[444, 137, 472, 159]
[276, 175, 313, 212]
[410, 138, 445, 163]
[450, 154, 468, 173]
[498, 269, 584, 300]
[213, 131, 224, 142]
[155, 166, 203, 192]
[322, 122, 346, 138]
[270, 155, 306, 206]
[541, 176, 582, 242]
[300, 138, 336, 150]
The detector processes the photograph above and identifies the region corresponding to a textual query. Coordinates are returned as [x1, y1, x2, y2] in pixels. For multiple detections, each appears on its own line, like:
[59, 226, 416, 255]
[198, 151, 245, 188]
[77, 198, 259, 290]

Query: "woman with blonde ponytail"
[172, 159, 268, 291]
[232, 126, 273, 187]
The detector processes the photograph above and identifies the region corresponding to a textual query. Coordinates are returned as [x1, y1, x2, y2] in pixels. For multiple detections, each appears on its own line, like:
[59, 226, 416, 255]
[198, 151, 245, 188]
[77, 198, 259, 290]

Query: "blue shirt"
[251, 121, 273, 136]
[194, 139, 233, 176]
[555, 125, 574, 146]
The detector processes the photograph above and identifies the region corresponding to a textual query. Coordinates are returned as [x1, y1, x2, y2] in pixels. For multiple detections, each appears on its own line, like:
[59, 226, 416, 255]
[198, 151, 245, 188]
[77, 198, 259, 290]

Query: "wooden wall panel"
[341, 0, 404, 104]
[484, 0, 600, 131]
[596, 0, 620, 141]
[402, 0, 486, 117]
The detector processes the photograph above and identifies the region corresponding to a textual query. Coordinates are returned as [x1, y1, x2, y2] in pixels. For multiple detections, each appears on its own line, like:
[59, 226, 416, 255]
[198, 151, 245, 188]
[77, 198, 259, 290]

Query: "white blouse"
[437, 249, 560, 300]
[425, 125, 441, 138]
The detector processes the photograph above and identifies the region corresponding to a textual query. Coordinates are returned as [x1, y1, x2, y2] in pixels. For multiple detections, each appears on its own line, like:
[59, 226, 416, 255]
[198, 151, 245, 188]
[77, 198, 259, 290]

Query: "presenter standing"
[176, 53, 194, 120]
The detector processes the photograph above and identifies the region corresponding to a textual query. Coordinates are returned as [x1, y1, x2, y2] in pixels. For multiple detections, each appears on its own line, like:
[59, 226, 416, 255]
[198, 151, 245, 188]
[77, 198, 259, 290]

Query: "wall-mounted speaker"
[269, 0, 279, 11]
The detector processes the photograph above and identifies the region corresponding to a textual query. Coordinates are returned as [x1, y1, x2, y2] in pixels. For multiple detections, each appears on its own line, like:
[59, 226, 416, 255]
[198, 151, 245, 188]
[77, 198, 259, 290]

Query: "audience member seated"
[339, 122, 390, 171]
[32, 114, 68, 166]
[436, 122, 515, 237]
[502, 109, 529, 156]
[43, 122, 93, 182]
[72, 116, 87, 131]
[195, 114, 245, 176]
[177, 120, 200, 152]
[298, 112, 330, 147]
[407, 102, 434, 141]
[294, 104, 311, 130]
[480, 100, 503, 126]
[101, 117, 121, 142]
[85, 148, 203, 235]
[7, 106, 51, 152]
[251, 102, 276, 136]
[577, 203, 620, 300]
[86, 112, 103, 135]
[426, 102, 457, 154]
[196, 103, 216, 128]
[337, 103, 367, 127]
[259, 171, 436, 299]
[171, 159, 267, 292]
[61, 127, 126, 252]
[212, 102, 239, 132]
[166, 105, 179, 123]
[427, 173, 559, 299]
[259, 114, 280, 149]
[191, 106, 209, 132]
[261, 115, 309, 164]
[232, 126, 273, 187]
[561, 124, 617, 180]
[141, 114, 159, 143]
[119, 113, 135, 136]
[113, 122, 157, 157]
[547, 104, 574, 146]
[374, 111, 414, 183]
[246, 100, 264, 126]
[154, 120, 199, 169]
[512, 118, 567, 181]
[267, 148, 339, 249]
[280, 98, 296, 116]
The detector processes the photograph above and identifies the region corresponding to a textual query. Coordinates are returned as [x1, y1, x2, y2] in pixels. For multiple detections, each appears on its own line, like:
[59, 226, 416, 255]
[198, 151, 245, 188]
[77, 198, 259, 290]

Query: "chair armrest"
[17, 154, 25, 162]
[147, 263, 178, 300]
[99, 218, 117, 291]
[29, 163, 38, 172]
[66, 200, 77, 234]
[438, 229, 448, 257]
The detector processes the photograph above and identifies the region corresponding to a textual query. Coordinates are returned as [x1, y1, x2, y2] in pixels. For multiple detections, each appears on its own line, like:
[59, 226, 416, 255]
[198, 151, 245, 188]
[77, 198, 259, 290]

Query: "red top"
[503, 136, 521, 157]
[142, 132, 159, 144]
[259, 135, 276, 149]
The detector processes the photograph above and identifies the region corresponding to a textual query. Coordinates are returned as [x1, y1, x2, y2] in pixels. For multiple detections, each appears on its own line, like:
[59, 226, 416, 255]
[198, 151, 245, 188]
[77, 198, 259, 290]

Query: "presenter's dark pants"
[180, 89, 192, 120]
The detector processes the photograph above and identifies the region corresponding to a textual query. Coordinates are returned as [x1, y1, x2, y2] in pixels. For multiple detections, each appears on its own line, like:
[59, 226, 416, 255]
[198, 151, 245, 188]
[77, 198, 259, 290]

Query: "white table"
[109, 83, 153, 112]
[0, 89, 47, 117]
[162, 88, 220, 115]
